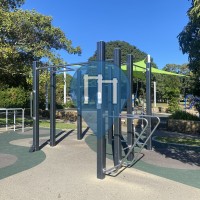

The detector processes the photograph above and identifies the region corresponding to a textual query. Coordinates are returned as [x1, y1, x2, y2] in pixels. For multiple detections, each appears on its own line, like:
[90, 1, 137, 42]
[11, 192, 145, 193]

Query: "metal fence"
[0, 108, 25, 132]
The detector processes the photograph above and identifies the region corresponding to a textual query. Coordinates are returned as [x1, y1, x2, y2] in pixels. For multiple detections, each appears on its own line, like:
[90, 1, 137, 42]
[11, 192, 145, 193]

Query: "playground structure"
[30, 41, 160, 179]
[185, 94, 200, 110]
[0, 108, 25, 132]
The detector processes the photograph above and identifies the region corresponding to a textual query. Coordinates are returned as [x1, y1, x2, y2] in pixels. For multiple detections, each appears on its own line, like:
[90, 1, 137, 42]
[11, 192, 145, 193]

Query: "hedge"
[0, 87, 29, 108]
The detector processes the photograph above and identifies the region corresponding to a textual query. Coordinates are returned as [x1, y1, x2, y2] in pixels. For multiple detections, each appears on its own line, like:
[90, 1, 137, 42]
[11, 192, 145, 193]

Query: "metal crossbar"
[103, 114, 160, 175]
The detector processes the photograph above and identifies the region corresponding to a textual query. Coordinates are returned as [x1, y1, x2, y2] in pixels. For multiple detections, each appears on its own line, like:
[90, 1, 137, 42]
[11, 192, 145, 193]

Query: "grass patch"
[0, 117, 81, 130]
[156, 136, 200, 146]
[39, 120, 78, 130]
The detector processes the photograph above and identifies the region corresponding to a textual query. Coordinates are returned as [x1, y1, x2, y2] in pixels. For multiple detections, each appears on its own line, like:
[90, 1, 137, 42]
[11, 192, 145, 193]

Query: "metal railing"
[0, 108, 25, 132]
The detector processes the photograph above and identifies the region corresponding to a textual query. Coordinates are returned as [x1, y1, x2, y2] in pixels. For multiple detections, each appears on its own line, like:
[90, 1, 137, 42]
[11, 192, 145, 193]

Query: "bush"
[169, 110, 200, 121]
[63, 100, 75, 108]
[0, 87, 29, 108]
[167, 98, 180, 113]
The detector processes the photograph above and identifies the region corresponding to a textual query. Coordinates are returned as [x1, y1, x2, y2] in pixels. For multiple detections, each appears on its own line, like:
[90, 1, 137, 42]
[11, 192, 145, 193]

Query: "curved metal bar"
[103, 115, 160, 175]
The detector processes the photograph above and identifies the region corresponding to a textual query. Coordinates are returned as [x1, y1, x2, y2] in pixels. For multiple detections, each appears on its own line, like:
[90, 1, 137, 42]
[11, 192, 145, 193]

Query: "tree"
[178, 0, 200, 74]
[89, 40, 157, 68]
[0, 8, 81, 89]
[0, 0, 25, 11]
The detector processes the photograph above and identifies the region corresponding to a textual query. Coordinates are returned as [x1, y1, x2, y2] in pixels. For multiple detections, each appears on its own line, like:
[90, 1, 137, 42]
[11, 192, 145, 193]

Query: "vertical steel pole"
[97, 41, 106, 179]
[45, 82, 48, 111]
[33, 61, 39, 151]
[127, 54, 134, 161]
[22, 109, 24, 133]
[107, 63, 113, 144]
[30, 92, 33, 118]
[14, 110, 16, 131]
[50, 67, 56, 146]
[64, 71, 66, 104]
[154, 81, 156, 108]
[113, 48, 122, 165]
[146, 55, 152, 150]
[77, 69, 82, 140]
[6, 109, 8, 131]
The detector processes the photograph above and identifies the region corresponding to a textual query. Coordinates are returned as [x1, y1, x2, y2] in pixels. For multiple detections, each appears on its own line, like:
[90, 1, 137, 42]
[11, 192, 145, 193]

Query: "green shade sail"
[121, 60, 186, 79]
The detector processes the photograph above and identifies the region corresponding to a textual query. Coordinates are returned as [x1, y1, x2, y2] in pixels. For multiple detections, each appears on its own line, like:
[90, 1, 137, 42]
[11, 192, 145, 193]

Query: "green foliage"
[63, 100, 75, 108]
[0, 0, 25, 11]
[0, 8, 81, 89]
[178, 0, 200, 91]
[89, 40, 157, 68]
[167, 98, 180, 113]
[169, 110, 199, 121]
[155, 73, 181, 102]
[0, 87, 29, 108]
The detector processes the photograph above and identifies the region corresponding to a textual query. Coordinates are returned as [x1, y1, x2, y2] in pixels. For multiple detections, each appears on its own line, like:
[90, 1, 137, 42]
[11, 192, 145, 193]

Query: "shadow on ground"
[153, 146, 200, 167]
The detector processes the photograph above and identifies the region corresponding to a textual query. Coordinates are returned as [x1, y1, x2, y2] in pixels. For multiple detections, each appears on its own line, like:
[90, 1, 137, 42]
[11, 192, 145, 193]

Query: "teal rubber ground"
[0, 130, 46, 180]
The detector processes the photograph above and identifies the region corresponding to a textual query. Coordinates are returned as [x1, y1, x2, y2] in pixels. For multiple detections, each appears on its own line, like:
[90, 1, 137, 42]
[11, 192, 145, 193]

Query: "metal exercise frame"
[30, 61, 88, 152]
[0, 108, 25, 132]
[31, 41, 158, 180]
[96, 41, 158, 179]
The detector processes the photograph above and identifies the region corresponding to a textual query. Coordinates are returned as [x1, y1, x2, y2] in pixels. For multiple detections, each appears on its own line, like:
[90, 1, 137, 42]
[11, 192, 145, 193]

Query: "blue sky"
[23, 0, 191, 69]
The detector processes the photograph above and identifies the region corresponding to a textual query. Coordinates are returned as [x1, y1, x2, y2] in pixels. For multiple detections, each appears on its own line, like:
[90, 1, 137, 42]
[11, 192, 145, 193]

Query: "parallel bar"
[127, 54, 134, 161]
[50, 68, 56, 146]
[97, 41, 106, 179]
[77, 70, 82, 140]
[146, 55, 152, 150]
[113, 48, 122, 165]
[32, 61, 39, 151]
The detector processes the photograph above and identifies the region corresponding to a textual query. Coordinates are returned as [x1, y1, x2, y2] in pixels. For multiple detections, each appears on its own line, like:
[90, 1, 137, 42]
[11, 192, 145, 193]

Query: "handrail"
[103, 114, 160, 174]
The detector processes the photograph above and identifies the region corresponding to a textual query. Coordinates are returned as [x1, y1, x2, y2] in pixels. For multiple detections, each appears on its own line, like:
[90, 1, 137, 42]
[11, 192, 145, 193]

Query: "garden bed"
[167, 119, 200, 135]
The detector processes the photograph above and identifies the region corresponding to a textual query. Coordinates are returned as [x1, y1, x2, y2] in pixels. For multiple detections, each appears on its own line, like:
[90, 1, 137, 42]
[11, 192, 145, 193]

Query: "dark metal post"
[30, 92, 33, 118]
[97, 41, 106, 179]
[127, 54, 134, 161]
[107, 64, 113, 144]
[45, 82, 48, 110]
[50, 67, 56, 146]
[77, 69, 82, 140]
[146, 55, 152, 150]
[113, 48, 122, 165]
[32, 61, 39, 151]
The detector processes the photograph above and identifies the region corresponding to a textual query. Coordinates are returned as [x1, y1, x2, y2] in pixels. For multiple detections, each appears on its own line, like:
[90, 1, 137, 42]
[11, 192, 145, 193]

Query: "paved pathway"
[0, 128, 200, 200]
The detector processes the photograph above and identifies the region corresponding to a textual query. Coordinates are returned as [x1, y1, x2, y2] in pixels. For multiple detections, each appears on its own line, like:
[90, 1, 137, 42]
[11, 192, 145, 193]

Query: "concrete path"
[0, 129, 200, 200]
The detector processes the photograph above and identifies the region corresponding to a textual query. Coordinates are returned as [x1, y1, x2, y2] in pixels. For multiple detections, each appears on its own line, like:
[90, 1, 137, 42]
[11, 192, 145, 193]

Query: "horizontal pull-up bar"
[36, 62, 89, 70]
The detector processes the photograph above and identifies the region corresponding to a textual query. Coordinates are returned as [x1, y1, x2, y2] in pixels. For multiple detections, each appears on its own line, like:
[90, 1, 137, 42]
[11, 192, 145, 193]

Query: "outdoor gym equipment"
[30, 61, 86, 152]
[30, 41, 159, 180]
